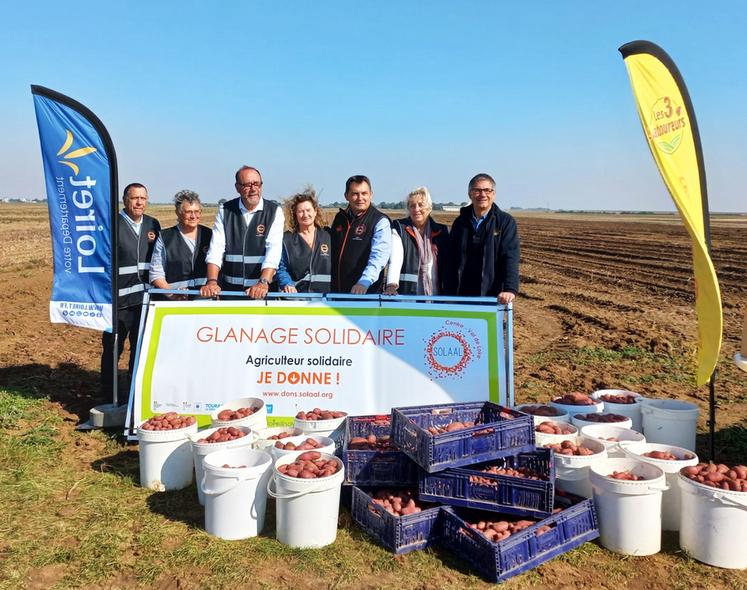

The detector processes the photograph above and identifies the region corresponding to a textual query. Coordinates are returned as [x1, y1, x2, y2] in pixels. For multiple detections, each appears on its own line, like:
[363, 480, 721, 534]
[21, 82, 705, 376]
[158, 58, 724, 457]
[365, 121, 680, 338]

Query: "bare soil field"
[1, 203, 745, 589]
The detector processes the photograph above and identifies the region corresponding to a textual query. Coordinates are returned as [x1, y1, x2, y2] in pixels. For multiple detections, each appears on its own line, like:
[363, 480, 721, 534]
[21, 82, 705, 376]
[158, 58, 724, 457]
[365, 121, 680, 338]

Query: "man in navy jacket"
[445, 173, 520, 303]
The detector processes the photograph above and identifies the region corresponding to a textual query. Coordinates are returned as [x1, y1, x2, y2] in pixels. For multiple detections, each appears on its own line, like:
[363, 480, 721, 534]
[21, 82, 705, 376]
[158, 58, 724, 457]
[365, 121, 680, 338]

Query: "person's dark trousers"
[100, 305, 143, 401]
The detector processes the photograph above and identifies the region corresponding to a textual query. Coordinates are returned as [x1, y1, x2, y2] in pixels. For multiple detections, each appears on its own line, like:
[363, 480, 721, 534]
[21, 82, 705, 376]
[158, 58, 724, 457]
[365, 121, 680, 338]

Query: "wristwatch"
[257, 278, 270, 287]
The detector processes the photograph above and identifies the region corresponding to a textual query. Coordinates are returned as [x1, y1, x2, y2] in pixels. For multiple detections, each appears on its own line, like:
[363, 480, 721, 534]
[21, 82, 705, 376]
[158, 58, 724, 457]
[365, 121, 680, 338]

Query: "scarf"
[412, 220, 435, 295]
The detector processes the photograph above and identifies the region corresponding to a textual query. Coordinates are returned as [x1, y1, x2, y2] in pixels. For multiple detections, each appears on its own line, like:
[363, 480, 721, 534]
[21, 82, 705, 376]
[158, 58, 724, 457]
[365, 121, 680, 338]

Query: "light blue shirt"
[120, 209, 142, 236]
[471, 210, 489, 231]
[357, 217, 392, 288]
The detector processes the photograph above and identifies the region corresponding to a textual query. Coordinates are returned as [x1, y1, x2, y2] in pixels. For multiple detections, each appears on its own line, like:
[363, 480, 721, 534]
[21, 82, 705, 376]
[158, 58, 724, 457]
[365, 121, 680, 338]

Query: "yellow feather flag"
[619, 41, 722, 386]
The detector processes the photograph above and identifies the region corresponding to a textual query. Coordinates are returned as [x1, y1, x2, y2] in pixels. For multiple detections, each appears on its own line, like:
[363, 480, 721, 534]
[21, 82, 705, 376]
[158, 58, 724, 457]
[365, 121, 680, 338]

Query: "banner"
[31, 86, 118, 331]
[619, 41, 722, 386]
[127, 299, 512, 433]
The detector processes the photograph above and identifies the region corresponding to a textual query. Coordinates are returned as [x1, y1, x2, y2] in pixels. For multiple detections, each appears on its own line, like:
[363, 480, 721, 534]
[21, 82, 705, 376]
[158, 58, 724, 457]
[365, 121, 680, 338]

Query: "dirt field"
[1, 203, 746, 589]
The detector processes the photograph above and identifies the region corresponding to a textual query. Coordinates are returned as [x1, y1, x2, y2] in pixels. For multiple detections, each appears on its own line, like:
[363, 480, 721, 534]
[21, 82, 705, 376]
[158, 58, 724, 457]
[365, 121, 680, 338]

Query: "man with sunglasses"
[150, 190, 212, 299]
[200, 166, 284, 299]
[445, 173, 520, 304]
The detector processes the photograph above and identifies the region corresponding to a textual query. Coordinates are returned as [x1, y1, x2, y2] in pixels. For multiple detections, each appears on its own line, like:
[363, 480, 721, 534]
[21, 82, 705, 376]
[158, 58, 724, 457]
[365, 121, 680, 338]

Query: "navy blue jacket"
[445, 203, 520, 296]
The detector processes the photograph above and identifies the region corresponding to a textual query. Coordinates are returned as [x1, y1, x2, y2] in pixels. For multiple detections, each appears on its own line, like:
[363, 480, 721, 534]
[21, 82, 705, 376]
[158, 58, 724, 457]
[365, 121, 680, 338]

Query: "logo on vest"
[147, 231, 156, 242]
[354, 224, 366, 236]
[256, 224, 266, 236]
[320, 243, 329, 255]
[423, 320, 481, 380]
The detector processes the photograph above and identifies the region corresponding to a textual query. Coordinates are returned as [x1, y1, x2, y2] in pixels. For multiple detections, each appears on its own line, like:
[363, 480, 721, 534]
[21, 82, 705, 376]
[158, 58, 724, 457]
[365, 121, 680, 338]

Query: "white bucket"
[294, 414, 347, 442]
[267, 453, 345, 548]
[571, 413, 633, 431]
[640, 399, 699, 451]
[534, 421, 578, 447]
[549, 398, 604, 417]
[580, 424, 646, 458]
[678, 473, 747, 569]
[137, 420, 198, 491]
[515, 404, 570, 426]
[253, 426, 304, 451]
[591, 389, 645, 432]
[201, 448, 273, 540]
[269, 435, 335, 460]
[211, 397, 268, 431]
[621, 443, 698, 531]
[589, 458, 667, 556]
[553, 438, 607, 498]
[189, 425, 256, 505]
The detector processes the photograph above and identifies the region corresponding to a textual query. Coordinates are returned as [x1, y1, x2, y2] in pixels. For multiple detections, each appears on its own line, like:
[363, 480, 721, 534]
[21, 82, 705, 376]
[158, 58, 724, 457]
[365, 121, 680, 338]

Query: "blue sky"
[1, 1, 746, 211]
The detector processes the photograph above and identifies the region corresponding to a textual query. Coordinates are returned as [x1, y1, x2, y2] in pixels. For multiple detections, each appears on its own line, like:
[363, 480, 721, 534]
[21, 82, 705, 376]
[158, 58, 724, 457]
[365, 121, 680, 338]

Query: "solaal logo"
[423, 320, 481, 380]
[646, 96, 687, 155]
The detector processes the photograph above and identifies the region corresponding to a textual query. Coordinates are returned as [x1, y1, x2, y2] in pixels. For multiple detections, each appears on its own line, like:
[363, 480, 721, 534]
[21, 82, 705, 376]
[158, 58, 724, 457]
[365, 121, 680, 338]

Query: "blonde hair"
[284, 187, 325, 232]
[407, 186, 433, 213]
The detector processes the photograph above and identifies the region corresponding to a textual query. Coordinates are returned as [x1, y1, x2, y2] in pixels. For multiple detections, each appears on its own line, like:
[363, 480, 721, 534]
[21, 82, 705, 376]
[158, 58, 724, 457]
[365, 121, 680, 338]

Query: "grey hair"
[173, 190, 201, 213]
[407, 186, 433, 211]
[468, 173, 496, 190]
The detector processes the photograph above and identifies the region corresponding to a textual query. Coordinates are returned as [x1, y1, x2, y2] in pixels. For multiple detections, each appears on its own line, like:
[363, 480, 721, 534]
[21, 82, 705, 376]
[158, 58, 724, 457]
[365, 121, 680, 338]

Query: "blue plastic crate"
[343, 415, 418, 486]
[351, 486, 444, 554]
[418, 448, 555, 517]
[439, 492, 599, 583]
[391, 401, 535, 473]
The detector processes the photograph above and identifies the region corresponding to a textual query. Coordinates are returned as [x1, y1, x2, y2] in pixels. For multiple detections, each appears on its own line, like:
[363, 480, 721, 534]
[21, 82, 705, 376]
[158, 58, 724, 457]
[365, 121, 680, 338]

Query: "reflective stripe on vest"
[223, 275, 259, 287]
[119, 284, 146, 296]
[400, 273, 418, 283]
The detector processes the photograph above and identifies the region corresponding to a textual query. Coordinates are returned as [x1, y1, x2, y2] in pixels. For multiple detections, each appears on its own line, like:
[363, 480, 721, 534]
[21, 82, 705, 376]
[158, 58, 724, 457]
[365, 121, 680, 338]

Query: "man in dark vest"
[330, 175, 391, 294]
[445, 173, 520, 304]
[200, 166, 285, 299]
[150, 190, 212, 298]
[101, 182, 161, 399]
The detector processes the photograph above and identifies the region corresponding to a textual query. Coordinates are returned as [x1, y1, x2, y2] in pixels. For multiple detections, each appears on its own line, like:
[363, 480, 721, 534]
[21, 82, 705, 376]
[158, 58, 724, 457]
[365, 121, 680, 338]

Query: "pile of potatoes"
[369, 489, 423, 516]
[520, 405, 564, 417]
[348, 434, 395, 451]
[599, 393, 639, 404]
[608, 470, 646, 481]
[426, 421, 475, 435]
[196, 427, 247, 443]
[468, 464, 546, 485]
[468, 518, 551, 542]
[216, 407, 258, 421]
[274, 437, 324, 451]
[681, 463, 747, 491]
[140, 413, 196, 430]
[546, 440, 596, 456]
[266, 431, 296, 441]
[553, 393, 596, 406]
[536, 421, 575, 435]
[296, 408, 347, 420]
[574, 413, 627, 423]
[221, 464, 247, 469]
[643, 450, 695, 461]
[277, 453, 340, 478]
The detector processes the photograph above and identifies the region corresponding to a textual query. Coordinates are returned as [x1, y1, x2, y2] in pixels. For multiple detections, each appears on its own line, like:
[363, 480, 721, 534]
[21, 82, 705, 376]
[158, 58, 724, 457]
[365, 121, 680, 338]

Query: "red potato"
[369, 489, 424, 516]
[603, 437, 620, 442]
[196, 426, 247, 444]
[608, 470, 645, 481]
[221, 464, 247, 468]
[216, 406, 258, 422]
[426, 421, 476, 435]
[681, 462, 747, 492]
[469, 463, 547, 483]
[600, 393, 639, 404]
[467, 517, 543, 542]
[519, 405, 562, 417]
[536, 421, 575, 435]
[574, 413, 628, 423]
[275, 437, 323, 451]
[643, 450, 695, 461]
[267, 431, 295, 440]
[140, 412, 196, 431]
[552, 393, 596, 406]
[277, 457, 340, 479]
[348, 434, 396, 451]
[546, 440, 597, 456]
[296, 408, 347, 421]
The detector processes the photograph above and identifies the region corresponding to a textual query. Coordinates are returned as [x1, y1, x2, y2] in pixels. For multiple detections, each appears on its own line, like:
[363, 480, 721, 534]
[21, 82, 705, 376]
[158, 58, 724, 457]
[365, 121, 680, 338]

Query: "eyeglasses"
[470, 188, 495, 195]
[181, 210, 201, 217]
[237, 181, 263, 189]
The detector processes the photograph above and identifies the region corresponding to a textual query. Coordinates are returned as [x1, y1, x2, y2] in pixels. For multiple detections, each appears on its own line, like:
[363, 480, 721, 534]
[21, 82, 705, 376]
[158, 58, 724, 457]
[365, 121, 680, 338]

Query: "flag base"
[76, 403, 128, 430]
[735, 353, 747, 373]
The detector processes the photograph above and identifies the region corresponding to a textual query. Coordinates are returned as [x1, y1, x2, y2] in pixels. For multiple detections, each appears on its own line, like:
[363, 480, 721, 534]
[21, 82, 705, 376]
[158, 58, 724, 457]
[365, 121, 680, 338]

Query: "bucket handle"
[649, 483, 670, 492]
[266, 476, 328, 500]
[711, 491, 747, 509]
[201, 472, 253, 496]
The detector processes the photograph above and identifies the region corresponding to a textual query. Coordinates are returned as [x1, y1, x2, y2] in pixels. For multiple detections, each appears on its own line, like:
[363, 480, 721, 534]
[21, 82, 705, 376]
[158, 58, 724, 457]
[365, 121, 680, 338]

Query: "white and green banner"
[127, 299, 512, 433]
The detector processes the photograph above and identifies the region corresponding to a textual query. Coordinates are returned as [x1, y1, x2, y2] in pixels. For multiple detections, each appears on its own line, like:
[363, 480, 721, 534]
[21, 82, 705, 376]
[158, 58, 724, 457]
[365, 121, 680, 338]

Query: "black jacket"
[391, 217, 449, 294]
[445, 204, 520, 296]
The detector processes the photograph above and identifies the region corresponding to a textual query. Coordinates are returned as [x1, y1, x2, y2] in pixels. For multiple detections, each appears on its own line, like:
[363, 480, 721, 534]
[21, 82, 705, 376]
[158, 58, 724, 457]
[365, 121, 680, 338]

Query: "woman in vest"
[384, 186, 449, 295]
[276, 188, 332, 293]
[150, 190, 212, 299]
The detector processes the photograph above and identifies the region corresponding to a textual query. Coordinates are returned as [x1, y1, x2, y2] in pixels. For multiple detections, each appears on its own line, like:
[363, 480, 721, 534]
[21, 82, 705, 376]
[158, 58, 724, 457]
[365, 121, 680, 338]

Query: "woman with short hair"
[384, 186, 449, 295]
[276, 188, 332, 293]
